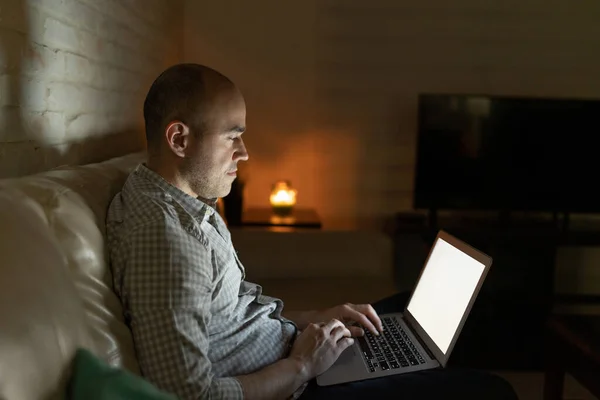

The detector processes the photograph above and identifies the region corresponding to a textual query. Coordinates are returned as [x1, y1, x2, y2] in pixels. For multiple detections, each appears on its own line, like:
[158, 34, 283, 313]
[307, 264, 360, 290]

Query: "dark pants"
[300, 292, 518, 400]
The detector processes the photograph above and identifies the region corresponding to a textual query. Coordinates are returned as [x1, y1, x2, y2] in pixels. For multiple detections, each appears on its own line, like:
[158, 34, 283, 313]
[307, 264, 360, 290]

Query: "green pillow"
[66, 348, 178, 400]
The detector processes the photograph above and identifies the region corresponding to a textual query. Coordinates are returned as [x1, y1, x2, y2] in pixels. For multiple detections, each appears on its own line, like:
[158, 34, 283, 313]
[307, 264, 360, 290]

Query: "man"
[107, 64, 517, 400]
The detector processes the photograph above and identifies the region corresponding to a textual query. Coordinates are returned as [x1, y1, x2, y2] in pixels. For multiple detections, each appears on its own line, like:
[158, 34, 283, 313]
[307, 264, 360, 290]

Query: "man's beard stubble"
[180, 154, 213, 200]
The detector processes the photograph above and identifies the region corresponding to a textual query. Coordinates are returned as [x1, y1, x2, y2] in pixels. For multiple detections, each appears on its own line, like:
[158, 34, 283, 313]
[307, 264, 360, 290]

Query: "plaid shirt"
[106, 165, 299, 399]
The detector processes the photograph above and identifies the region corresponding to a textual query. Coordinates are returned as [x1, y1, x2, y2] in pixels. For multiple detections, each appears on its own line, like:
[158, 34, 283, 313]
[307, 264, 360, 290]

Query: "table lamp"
[269, 180, 297, 216]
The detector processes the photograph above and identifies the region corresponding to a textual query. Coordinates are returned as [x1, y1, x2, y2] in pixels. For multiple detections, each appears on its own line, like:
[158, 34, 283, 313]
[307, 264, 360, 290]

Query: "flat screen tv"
[414, 94, 600, 213]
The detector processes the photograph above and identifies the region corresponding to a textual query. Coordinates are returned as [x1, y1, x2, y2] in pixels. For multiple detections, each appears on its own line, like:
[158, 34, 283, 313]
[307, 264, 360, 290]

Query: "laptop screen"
[406, 237, 486, 354]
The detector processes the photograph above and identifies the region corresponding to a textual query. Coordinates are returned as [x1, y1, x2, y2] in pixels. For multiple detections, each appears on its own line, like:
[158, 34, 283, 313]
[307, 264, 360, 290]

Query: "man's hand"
[289, 319, 354, 380]
[312, 303, 383, 337]
[285, 303, 383, 337]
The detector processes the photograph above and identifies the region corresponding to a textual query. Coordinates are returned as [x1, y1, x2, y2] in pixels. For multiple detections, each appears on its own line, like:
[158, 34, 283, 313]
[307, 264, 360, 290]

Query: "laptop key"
[357, 336, 374, 360]
[364, 316, 429, 371]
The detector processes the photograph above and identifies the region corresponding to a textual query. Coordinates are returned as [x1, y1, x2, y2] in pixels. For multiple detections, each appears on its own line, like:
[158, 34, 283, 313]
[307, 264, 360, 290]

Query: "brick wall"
[184, 0, 600, 230]
[0, 0, 183, 178]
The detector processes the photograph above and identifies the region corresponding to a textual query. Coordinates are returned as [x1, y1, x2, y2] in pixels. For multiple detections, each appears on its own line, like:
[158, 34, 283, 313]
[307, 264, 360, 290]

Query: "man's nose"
[234, 139, 249, 162]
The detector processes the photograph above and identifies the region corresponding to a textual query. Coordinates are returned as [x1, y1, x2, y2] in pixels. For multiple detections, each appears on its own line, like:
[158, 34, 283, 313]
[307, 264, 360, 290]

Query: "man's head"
[143, 63, 248, 200]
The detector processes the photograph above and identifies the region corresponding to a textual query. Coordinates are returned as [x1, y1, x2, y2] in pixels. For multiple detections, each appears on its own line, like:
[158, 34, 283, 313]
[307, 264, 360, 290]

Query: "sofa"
[0, 153, 396, 400]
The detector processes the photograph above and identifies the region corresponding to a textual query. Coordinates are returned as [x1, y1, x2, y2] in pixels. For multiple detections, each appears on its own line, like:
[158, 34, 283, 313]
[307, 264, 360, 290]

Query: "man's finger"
[354, 304, 383, 333]
[331, 325, 352, 342]
[348, 325, 365, 337]
[343, 307, 379, 336]
[324, 318, 344, 333]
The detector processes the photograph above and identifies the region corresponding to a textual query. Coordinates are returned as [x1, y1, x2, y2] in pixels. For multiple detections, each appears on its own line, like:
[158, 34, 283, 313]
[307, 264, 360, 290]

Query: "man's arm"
[235, 357, 306, 400]
[122, 223, 244, 399]
[237, 319, 354, 400]
[121, 223, 320, 400]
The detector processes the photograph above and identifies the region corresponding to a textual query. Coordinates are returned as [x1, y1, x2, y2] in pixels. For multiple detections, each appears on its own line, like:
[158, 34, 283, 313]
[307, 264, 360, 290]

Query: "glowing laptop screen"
[406, 238, 485, 354]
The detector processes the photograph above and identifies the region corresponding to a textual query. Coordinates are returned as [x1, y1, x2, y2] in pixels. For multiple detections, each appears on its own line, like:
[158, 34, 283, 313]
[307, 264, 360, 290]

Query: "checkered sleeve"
[121, 220, 244, 400]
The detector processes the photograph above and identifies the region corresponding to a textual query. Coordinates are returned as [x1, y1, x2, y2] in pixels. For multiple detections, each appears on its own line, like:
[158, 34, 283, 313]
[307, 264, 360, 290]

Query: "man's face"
[182, 85, 248, 200]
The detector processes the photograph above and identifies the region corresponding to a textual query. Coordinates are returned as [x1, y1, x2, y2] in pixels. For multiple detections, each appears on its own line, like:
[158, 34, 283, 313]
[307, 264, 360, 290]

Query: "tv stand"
[426, 209, 526, 232]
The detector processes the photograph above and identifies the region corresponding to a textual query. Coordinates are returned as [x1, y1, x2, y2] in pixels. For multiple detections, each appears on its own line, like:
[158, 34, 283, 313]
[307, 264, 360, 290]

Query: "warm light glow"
[270, 181, 297, 215]
[270, 181, 297, 206]
[270, 189, 296, 206]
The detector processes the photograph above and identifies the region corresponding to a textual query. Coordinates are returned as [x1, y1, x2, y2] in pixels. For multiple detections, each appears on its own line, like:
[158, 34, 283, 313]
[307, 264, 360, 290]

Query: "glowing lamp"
[269, 180, 297, 216]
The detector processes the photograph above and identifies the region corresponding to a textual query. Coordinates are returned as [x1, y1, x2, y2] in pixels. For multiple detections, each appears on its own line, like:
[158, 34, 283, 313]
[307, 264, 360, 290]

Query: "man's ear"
[165, 121, 190, 158]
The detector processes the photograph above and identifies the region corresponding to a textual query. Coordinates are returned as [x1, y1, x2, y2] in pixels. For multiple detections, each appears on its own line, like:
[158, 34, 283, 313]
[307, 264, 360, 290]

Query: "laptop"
[316, 230, 492, 386]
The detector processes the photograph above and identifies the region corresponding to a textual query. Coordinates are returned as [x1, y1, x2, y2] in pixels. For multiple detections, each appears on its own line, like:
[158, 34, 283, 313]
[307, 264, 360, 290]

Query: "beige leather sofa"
[0, 153, 396, 400]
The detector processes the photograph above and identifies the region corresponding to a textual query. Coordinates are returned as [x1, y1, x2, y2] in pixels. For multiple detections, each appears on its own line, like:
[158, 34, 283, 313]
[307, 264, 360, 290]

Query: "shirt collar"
[134, 164, 215, 221]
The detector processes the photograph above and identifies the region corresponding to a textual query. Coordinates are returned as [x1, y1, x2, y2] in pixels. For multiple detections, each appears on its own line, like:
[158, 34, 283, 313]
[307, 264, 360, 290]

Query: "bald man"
[106, 64, 517, 400]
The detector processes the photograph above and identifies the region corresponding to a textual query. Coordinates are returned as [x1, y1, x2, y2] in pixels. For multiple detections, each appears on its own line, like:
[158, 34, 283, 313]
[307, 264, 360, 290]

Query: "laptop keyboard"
[357, 316, 427, 372]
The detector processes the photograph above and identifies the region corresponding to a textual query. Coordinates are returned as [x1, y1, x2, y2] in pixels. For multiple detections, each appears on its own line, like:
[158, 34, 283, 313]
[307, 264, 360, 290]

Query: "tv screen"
[414, 94, 600, 213]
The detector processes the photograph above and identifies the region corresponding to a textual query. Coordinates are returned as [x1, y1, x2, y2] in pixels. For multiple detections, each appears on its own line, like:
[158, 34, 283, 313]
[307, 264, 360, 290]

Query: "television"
[414, 94, 600, 213]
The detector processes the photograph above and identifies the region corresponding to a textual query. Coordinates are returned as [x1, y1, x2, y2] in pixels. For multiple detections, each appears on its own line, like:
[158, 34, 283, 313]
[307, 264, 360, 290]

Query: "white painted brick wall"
[185, 0, 600, 230]
[184, 0, 600, 295]
[0, 0, 183, 178]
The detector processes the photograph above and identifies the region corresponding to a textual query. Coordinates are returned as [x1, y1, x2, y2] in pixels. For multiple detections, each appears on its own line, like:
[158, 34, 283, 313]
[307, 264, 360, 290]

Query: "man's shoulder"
[106, 169, 183, 240]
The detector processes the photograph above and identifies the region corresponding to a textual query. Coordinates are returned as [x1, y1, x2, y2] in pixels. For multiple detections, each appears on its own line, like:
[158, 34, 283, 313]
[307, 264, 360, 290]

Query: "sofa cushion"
[0, 153, 145, 394]
[0, 189, 98, 400]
